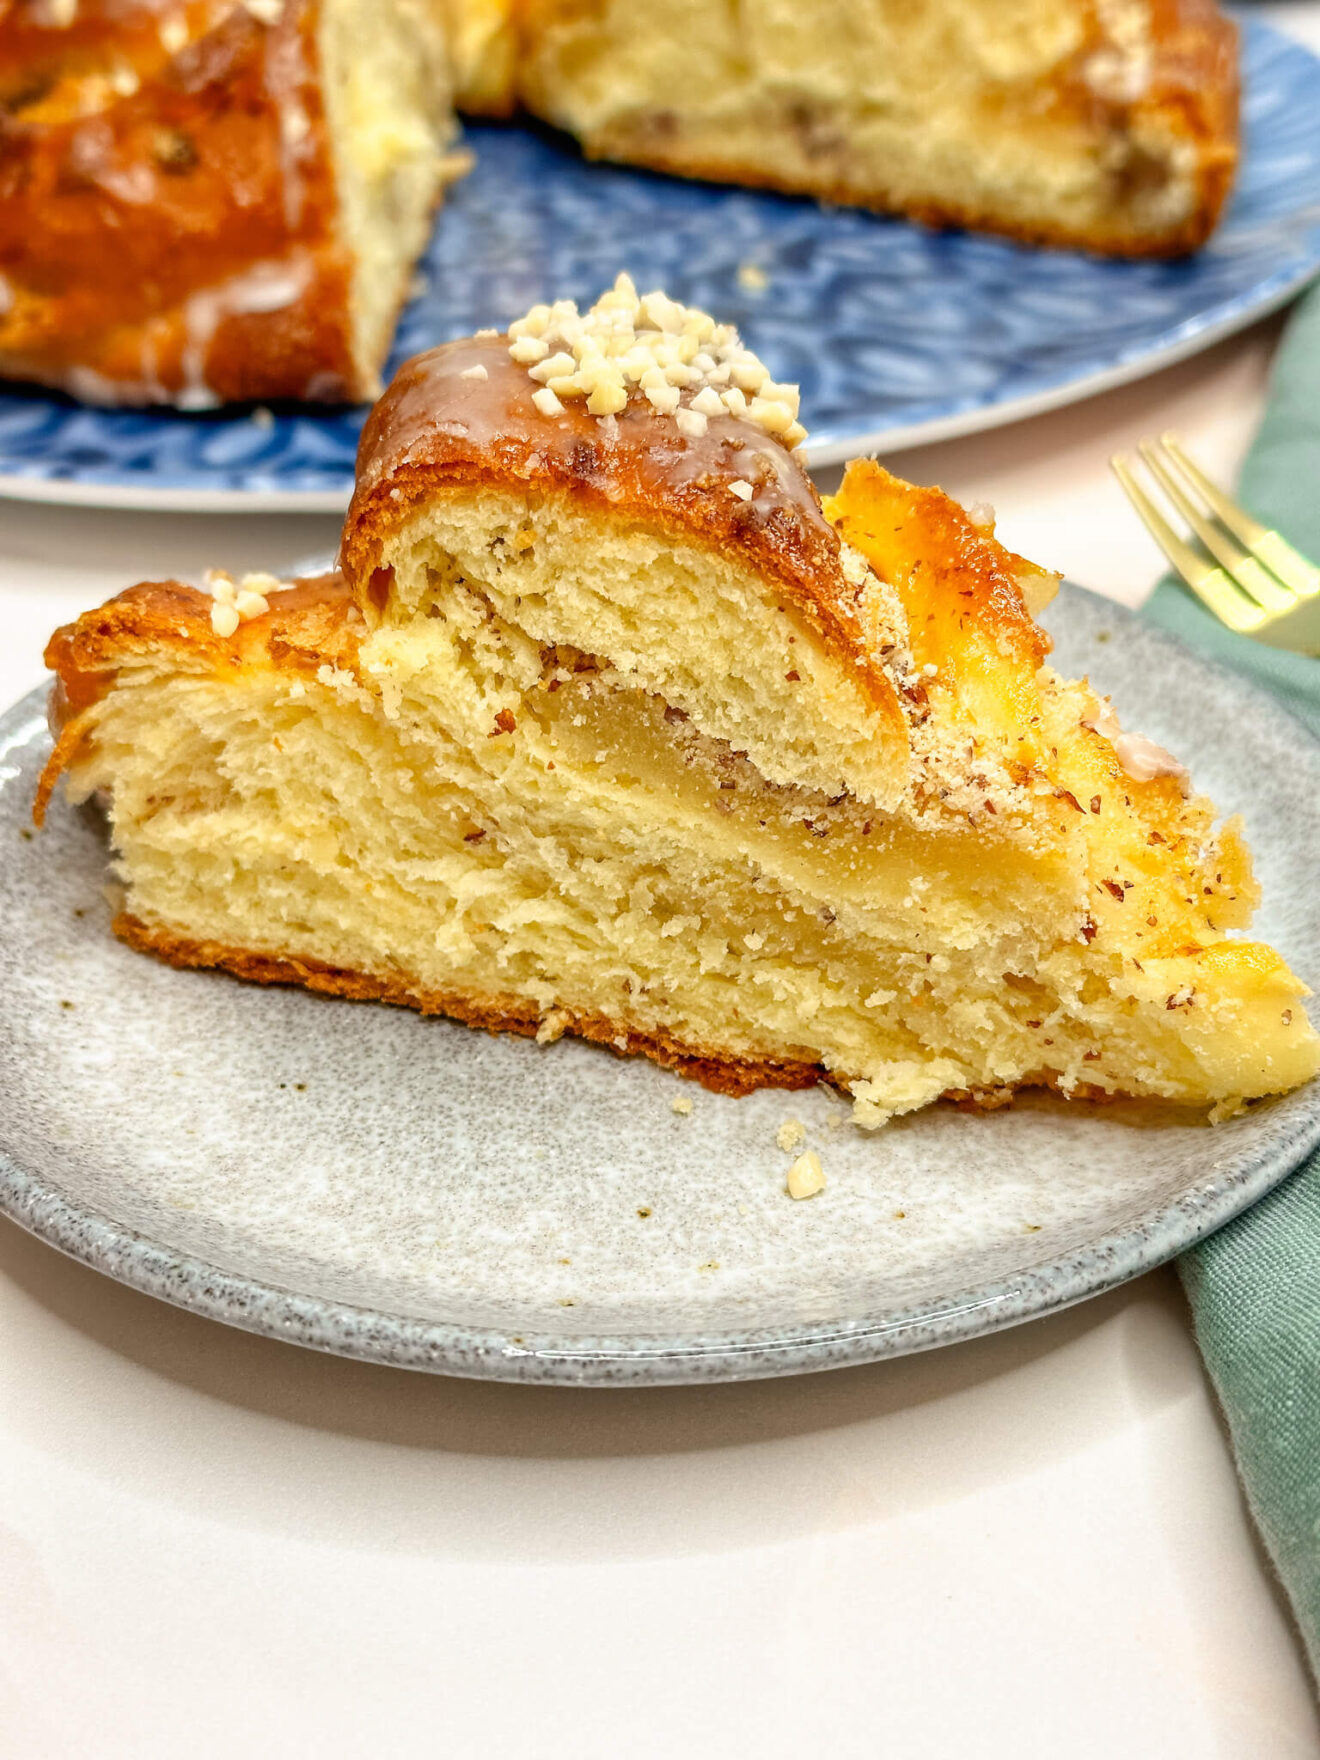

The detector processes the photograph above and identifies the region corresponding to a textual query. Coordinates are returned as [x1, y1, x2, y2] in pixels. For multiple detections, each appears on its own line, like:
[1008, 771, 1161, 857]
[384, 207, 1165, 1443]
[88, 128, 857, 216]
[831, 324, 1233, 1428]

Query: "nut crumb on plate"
[787, 1149, 825, 1200]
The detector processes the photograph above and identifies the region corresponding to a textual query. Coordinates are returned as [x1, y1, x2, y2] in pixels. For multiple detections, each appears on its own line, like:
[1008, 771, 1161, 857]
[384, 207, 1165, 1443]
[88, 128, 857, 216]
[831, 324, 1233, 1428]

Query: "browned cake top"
[37, 565, 358, 816]
[348, 336, 834, 571]
[43, 570, 355, 726]
[0, 0, 359, 403]
[341, 334, 914, 730]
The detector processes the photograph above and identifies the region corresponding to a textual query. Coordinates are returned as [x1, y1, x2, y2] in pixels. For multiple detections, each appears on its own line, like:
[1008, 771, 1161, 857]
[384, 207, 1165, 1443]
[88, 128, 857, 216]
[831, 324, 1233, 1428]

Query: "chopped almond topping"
[507, 275, 806, 450]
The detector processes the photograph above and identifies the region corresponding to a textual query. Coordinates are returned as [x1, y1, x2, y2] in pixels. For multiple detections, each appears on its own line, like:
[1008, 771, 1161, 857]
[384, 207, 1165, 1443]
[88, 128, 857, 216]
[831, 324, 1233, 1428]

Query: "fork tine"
[1109, 455, 1269, 634]
[1138, 441, 1297, 615]
[1160, 432, 1320, 602]
[1158, 433, 1267, 545]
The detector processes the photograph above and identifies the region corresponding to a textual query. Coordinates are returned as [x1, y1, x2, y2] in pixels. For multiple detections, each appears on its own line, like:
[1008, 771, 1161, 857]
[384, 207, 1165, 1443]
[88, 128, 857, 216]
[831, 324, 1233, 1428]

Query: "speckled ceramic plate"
[1, 16, 1319, 510]
[1, 585, 1318, 1384]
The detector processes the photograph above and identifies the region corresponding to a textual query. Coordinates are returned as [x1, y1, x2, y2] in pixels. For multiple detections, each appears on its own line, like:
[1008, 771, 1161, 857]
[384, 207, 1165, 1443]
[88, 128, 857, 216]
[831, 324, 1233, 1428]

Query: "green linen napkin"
[1143, 280, 1320, 1678]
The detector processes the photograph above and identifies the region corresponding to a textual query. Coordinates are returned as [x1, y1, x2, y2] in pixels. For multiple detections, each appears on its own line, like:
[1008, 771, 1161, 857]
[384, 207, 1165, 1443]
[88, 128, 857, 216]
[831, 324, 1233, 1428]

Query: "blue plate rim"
[0, 263, 1314, 516]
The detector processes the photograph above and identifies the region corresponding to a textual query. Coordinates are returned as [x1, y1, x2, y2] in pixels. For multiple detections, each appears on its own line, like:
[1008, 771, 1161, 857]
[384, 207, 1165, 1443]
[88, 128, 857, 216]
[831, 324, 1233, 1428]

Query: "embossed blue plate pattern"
[0, 589, 1318, 1384]
[0, 17, 1317, 510]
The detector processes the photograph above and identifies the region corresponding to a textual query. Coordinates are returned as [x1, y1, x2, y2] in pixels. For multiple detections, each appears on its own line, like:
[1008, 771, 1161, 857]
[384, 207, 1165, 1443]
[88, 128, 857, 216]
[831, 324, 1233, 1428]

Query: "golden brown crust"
[826, 460, 1060, 778]
[111, 910, 1139, 1111]
[35, 571, 357, 820]
[42, 571, 356, 700]
[563, 147, 1231, 262]
[874, 0, 1240, 257]
[0, 0, 365, 403]
[828, 462, 1053, 673]
[341, 336, 907, 743]
[114, 909, 828, 1096]
[1060, 0, 1240, 255]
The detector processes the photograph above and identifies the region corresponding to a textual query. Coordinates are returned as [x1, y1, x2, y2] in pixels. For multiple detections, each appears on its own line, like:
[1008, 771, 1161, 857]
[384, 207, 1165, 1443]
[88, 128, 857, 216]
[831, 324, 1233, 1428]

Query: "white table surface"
[3, 11, 1319, 1752]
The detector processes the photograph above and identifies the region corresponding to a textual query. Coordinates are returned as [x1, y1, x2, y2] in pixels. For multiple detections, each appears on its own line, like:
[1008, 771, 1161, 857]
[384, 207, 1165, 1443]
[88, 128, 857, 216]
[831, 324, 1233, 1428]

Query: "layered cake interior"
[513, 0, 1240, 257]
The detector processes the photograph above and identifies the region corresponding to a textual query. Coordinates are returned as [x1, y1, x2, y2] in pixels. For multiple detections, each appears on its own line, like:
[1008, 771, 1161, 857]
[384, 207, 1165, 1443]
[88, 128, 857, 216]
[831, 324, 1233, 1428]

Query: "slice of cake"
[516, 0, 1239, 257]
[0, 0, 460, 406]
[37, 280, 1316, 1124]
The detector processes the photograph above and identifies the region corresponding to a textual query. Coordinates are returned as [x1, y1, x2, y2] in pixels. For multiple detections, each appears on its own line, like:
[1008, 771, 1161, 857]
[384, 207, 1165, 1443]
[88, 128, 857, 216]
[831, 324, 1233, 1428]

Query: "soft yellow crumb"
[672, 1094, 694, 1116]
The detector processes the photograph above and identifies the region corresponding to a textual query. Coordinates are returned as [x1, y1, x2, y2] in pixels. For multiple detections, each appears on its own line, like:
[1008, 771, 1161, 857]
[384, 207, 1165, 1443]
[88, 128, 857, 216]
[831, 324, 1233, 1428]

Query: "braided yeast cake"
[38, 280, 1316, 1125]
[1, 1, 1239, 409]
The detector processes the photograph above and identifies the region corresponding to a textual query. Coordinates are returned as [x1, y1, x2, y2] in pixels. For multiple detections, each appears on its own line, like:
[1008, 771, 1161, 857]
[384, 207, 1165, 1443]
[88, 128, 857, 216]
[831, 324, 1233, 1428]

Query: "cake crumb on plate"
[775, 1117, 807, 1152]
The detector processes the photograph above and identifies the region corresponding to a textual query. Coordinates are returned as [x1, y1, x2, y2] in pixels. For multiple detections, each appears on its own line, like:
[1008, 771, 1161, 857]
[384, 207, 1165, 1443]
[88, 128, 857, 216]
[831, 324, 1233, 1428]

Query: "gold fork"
[1110, 433, 1320, 652]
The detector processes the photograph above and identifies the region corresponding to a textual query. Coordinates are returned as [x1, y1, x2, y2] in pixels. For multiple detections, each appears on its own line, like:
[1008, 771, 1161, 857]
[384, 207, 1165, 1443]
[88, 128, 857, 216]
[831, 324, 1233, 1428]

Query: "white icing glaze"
[62, 364, 127, 406]
[178, 256, 313, 410]
[66, 121, 159, 205]
[303, 368, 348, 399]
[261, 11, 314, 230]
[158, 11, 189, 56]
[93, 158, 155, 204]
[136, 329, 169, 403]
[57, 320, 170, 406]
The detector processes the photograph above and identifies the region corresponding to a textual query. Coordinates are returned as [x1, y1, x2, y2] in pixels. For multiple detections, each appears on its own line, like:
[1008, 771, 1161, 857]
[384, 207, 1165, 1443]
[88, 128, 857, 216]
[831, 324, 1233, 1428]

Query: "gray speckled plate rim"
[1, 597, 1318, 1387]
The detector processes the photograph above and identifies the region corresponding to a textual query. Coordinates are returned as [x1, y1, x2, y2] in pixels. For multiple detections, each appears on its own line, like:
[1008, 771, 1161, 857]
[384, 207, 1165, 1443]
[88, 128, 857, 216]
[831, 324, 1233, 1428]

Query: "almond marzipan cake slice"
[37, 279, 1319, 1126]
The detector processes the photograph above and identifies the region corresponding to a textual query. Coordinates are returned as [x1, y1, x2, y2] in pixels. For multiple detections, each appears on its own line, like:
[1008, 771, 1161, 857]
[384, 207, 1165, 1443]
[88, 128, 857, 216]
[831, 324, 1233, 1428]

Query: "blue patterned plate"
[1, 15, 1317, 511]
